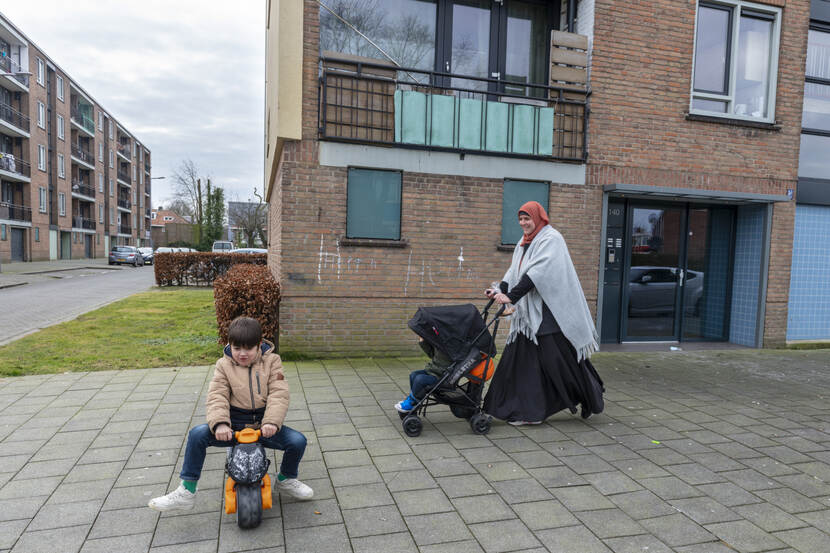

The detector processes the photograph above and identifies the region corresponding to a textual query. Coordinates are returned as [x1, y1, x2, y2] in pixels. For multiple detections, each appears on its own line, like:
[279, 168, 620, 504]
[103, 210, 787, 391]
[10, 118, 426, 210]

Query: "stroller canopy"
[407, 304, 496, 362]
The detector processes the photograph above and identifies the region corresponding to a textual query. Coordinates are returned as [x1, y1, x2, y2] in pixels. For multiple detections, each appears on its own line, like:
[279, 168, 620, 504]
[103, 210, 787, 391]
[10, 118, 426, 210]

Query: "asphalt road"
[0, 264, 156, 345]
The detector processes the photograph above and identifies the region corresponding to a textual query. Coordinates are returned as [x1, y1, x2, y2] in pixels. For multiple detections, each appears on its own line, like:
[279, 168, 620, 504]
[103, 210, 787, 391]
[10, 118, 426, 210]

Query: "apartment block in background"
[0, 12, 151, 263]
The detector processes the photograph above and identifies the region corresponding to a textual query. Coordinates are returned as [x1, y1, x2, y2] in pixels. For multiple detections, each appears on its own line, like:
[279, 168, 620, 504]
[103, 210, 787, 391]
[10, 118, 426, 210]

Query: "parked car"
[628, 266, 704, 317]
[155, 247, 174, 254]
[212, 240, 233, 253]
[109, 246, 144, 267]
[231, 248, 268, 254]
[138, 247, 154, 265]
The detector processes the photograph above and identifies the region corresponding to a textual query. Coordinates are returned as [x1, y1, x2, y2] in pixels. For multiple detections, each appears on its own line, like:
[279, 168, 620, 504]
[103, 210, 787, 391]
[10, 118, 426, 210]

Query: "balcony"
[0, 154, 30, 182]
[119, 223, 132, 235]
[0, 202, 31, 222]
[319, 39, 588, 162]
[0, 102, 30, 136]
[71, 179, 95, 200]
[116, 142, 131, 161]
[117, 197, 131, 211]
[0, 56, 29, 90]
[71, 143, 95, 168]
[72, 216, 96, 230]
[144, 160, 150, 173]
[117, 169, 131, 185]
[145, 184, 151, 196]
[70, 105, 95, 136]
[145, 208, 151, 218]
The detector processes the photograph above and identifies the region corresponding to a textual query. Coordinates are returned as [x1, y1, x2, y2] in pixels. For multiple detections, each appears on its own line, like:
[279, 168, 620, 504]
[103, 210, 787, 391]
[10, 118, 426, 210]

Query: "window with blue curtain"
[501, 179, 549, 244]
[347, 168, 402, 239]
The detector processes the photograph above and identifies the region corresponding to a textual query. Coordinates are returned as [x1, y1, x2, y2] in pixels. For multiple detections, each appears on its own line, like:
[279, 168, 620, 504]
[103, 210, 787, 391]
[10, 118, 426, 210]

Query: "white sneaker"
[277, 477, 314, 500]
[507, 420, 543, 426]
[148, 483, 196, 511]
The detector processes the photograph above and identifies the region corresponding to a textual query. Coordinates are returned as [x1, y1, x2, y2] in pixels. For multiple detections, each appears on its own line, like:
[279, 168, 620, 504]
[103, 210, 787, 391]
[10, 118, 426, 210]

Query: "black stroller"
[398, 299, 505, 437]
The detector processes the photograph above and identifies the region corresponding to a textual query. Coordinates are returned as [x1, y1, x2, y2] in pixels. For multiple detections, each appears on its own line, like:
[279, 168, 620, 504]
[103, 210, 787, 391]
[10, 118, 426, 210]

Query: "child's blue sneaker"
[395, 394, 417, 413]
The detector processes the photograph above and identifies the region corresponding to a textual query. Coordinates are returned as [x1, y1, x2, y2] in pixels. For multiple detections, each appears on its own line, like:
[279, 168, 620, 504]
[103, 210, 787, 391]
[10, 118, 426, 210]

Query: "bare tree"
[171, 159, 206, 227]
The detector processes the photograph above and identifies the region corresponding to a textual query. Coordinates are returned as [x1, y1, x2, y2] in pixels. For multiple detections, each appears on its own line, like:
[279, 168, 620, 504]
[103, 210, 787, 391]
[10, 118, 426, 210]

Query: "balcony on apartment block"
[145, 208, 151, 218]
[70, 101, 95, 137]
[72, 215, 96, 231]
[116, 141, 131, 161]
[0, 153, 30, 182]
[318, 32, 589, 163]
[118, 222, 132, 235]
[71, 178, 95, 200]
[117, 196, 131, 211]
[0, 201, 31, 223]
[0, 55, 29, 91]
[71, 142, 95, 169]
[0, 101, 30, 137]
[117, 168, 131, 185]
[144, 159, 150, 173]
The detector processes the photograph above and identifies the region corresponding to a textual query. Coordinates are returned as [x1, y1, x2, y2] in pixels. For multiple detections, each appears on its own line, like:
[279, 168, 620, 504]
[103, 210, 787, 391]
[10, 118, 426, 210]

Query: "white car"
[212, 241, 233, 253]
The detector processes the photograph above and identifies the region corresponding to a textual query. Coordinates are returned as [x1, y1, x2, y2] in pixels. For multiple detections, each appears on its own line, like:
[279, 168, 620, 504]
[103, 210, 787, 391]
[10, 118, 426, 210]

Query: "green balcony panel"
[511, 104, 536, 155]
[429, 94, 456, 148]
[394, 90, 428, 145]
[485, 101, 509, 153]
[457, 98, 483, 150]
[537, 107, 554, 156]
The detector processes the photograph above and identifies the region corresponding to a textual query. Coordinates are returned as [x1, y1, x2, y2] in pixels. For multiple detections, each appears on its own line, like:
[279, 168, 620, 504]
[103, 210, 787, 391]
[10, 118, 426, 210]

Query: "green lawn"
[0, 288, 222, 376]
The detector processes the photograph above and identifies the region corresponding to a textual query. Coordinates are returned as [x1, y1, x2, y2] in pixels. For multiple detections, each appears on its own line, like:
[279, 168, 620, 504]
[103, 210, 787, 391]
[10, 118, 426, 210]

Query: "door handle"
[678, 269, 685, 285]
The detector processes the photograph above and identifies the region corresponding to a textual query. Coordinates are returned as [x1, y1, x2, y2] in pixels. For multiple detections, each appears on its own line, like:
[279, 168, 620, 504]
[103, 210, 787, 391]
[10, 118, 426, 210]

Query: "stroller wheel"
[402, 414, 423, 437]
[470, 412, 491, 435]
[450, 405, 476, 420]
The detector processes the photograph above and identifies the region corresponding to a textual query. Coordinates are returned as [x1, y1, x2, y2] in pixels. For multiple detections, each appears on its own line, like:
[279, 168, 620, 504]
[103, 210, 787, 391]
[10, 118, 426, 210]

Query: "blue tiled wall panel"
[787, 204, 830, 341]
[730, 205, 765, 346]
[701, 209, 732, 339]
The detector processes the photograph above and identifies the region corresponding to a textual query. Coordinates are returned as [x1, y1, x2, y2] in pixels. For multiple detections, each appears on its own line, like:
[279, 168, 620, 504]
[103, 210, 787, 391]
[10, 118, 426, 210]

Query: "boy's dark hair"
[228, 317, 263, 348]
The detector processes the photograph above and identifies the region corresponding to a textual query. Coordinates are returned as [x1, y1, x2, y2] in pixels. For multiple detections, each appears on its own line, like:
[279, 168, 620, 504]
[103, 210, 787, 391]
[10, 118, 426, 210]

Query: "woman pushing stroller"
[484, 201, 605, 425]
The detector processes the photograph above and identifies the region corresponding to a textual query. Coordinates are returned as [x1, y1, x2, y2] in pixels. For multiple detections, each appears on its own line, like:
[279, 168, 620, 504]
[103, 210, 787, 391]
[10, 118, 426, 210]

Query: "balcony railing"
[116, 142, 131, 159]
[145, 208, 151, 218]
[118, 198, 131, 209]
[71, 143, 95, 166]
[0, 202, 31, 222]
[117, 169, 131, 184]
[144, 184, 151, 196]
[70, 105, 95, 135]
[0, 56, 29, 87]
[0, 102, 30, 132]
[319, 55, 589, 162]
[71, 179, 95, 198]
[144, 160, 150, 173]
[0, 154, 30, 178]
[73, 216, 96, 230]
[119, 223, 132, 235]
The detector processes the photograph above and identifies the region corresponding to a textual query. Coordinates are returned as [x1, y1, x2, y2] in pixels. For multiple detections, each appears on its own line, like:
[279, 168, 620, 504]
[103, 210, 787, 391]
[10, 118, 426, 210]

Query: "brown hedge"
[214, 264, 281, 346]
[154, 252, 267, 286]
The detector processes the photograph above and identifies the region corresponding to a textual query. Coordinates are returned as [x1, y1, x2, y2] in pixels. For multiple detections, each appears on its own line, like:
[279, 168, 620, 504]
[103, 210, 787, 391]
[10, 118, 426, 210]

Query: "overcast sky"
[2, 0, 265, 208]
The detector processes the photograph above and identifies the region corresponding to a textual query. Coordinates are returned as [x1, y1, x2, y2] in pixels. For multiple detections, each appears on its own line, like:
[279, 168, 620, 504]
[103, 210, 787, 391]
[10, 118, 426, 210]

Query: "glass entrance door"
[624, 206, 685, 339]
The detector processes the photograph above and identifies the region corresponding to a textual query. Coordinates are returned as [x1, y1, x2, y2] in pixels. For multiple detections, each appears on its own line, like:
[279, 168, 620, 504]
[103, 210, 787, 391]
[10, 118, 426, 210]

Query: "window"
[57, 153, 65, 178]
[98, 172, 104, 193]
[108, 121, 113, 139]
[38, 145, 46, 171]
[99, 142, 104, 162]
[57, 75, 64, 101]
[35, 227, 39, 242]
[37, 58, 45, 85]
[109, 178, 114, 196]
[799, 27, 830, 180]
[346, 168, 401, 239]
[57, 115, 64, 140]
[58, 192, 65, 216]
[132, 190, 136, 204]
[164, 216, 173, 221]
[133, 165, 136, 181]
[1, 224, 5, 240]
[110, 207, 114, 224]
[117, 213, 121, 225]
[39, 187, 47, 212]
[98, 112, 104, 131]
[109, 149, 114, 168]
[37, 102, 45, 129]
[691, 1, 781, 122]
[99, 204, 104, 224]
[501, 179, 549, 245]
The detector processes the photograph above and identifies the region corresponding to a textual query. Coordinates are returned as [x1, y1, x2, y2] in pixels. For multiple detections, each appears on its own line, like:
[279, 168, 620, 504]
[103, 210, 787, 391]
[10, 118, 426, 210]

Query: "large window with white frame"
[691, 0, 781, 123]
[37, 102, 45, 129]
[58, 192, 65, 216]
[37, 145, 46, 171]
[57, 153, 65, 178]
[57, 75, 64, 101]
[36, 58, 45, 85]
[39, 187, 47, 212]
[57, 115, 64, 140]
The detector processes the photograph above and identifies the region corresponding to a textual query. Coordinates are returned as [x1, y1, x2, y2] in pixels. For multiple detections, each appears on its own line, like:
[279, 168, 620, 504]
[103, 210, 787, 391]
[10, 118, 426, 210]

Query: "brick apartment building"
[0, 12, 152, 264]
[266, 0, 816, 356]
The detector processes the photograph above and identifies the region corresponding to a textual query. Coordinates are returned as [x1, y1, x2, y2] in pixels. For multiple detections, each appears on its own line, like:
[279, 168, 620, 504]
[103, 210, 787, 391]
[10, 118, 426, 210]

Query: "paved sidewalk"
[0, 258, 112, 289]
[0, 349, 829, 552]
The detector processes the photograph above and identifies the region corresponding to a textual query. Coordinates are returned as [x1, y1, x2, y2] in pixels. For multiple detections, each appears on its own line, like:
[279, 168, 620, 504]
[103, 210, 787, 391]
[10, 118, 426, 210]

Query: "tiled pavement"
[1, 349, 829, 552]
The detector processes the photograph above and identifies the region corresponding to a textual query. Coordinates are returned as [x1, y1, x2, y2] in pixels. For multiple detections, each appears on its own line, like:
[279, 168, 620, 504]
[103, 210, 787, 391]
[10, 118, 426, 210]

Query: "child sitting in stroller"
[395, 337, 453, 413]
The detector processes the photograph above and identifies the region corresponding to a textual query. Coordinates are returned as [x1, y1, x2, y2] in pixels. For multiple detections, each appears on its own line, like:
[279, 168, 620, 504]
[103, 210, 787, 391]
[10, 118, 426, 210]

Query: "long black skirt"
[483, 332, 604, 422]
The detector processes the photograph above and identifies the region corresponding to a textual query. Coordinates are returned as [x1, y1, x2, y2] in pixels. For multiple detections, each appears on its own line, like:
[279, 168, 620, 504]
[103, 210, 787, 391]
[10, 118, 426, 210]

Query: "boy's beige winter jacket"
[206, 340, 289, 432]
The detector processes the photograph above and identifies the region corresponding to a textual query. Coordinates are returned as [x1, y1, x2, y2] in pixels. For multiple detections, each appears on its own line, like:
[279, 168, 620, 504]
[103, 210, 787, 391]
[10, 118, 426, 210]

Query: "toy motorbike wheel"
[469, 412, 491, 435]
[402, 414, 422, 437]
[236, 483, 263, 529]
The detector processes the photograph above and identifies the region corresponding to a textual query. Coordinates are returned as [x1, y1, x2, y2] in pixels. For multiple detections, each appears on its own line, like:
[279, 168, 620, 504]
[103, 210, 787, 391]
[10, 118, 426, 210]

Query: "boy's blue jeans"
[180, 423, 307, 482]
[410, 369, 438, 400]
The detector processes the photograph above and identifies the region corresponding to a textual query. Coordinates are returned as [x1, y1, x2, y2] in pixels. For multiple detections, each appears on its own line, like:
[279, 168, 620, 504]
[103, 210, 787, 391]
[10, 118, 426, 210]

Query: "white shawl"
[503, 225, 599, 361]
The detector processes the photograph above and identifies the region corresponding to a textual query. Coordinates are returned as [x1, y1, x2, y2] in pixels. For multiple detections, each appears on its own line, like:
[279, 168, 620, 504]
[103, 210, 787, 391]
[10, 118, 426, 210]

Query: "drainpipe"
[568, 0, 576, 33]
